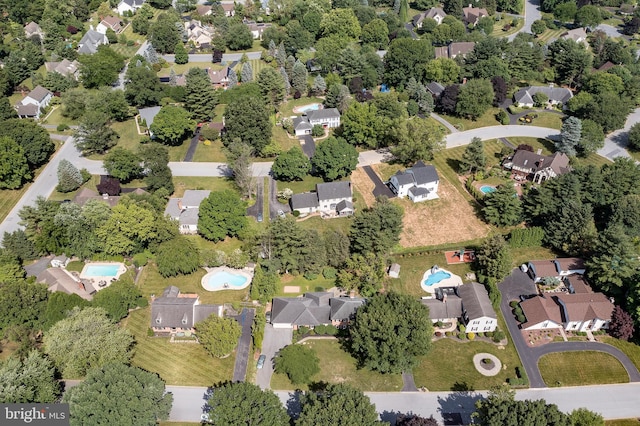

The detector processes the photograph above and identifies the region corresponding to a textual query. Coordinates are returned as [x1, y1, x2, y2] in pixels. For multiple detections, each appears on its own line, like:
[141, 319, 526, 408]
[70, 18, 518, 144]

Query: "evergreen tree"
[241, 62, 253, 82]
[459, 137, 486, 173]
[56, 159, 83, 193]
[169, 68, 177, 86]
[227, 68, 238, 89]
[174, 42, 188, 64]
[399, 0, 408, 22]
[482, 184, 522, 227]
[279, 67, 291, 96]
[557, 116, 582, 156]
[285, 55, 296, 78]
[185, 67, 218, 122]
[291, 60, 308, 95]
[312, 75, 326, 95]
[144, 43, 159, 63]
[268, 39, 277, 57]
[276, 41, 287, 67]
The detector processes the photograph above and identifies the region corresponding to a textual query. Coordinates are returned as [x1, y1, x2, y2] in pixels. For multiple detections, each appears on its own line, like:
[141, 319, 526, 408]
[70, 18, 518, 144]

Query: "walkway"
[401, 372, 418, 392]
[182, 127, 200, 162]
[430, 112, 459, 133]
[232, 308, 255, 382]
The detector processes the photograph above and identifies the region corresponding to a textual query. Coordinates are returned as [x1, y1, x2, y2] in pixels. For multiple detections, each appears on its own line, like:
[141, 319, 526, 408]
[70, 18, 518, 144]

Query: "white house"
[220, 2, 236, 17]
[138, 106, 161, 138]
[512, 86, 573, 108]
[244, 20, 272, 39]
[292, 108, 341, 136]
[520, 293, 614, 332]
[96, 16, 123, 34]
[527, 258, 585, 283]
[117, 0, 146, 15]
[388, 161, 439, 202]
[15, 85, 53, 119]
[290, 181, 354, 217]
[77, 29, 108, 54]
[503, 149, 571, 183]
[421, 283, 497, 332]
[164, 190, 211, 234]
[412, 7, 447, 28]
[185, 20, 214, 47]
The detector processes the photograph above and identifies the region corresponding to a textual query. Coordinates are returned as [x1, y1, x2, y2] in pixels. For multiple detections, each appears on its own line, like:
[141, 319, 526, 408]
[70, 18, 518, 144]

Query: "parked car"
[257, 213, 263, 222]
[265, 311, 271, 323]
[277, 209, 285, 218]
[257, 354, 266, 369]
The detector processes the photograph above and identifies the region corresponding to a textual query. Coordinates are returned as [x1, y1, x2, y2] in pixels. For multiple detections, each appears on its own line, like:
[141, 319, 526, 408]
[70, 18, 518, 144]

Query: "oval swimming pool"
[202, 270, 249, 291]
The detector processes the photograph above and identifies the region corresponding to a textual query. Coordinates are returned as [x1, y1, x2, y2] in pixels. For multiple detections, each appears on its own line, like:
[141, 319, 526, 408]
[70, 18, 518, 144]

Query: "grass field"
[123, 308, 235, 386]
[538, 351, 629, 387]
[270, 339, 403, 391]
[272, 126, 300, 152]
[438, 108, 503, 131]
[599, 336, 640, 372]
[41, 106, 77, 128]
[536, 27, 566, 43]
[491, 17, 524, 37]
[276, 175, 327, 194]
[412, 331, 524, 391]
[171, 176, 235, 197]
[526, 112, 564, 130]
[607, 420, 640, 426]
[275, 273, 335, 297]
[158, 63, 226, 78]
[193, 140, 227, 162]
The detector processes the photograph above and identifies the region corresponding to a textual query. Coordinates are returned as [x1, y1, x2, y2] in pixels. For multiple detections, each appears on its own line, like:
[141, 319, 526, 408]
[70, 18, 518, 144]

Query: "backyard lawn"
[275, 273, 335, 297]
[538, 351, 629, 387]
[270, 339, 403, 392]
[599, 336, 640, 372]
[123, 308, 235, 386]
[276, 175, 327, 194]
[525, 112, 564, 130]
[272, 126, 300, 152]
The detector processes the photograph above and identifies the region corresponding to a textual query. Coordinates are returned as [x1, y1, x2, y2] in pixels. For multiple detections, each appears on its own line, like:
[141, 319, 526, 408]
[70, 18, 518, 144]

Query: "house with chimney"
[463, 4, 489, 26]
[292, 108, 341, 136]
[290, 181, 354, 217]
[78, 29, 108, 54]
[513, 85, 573, 108]
[185, 20, 215, 47]
[526, 258, 586, 283]
[15, 85, 53, 119]
[150, 286, 223, 336]
[208, 66, 230, 88]
[388, 161, 440, 202]
[244, 20, 272, 39]
[502, 149, 571, 183]
[412, 7, 447, 28]
[421, 283, 498, 332]
[37, 268, 96, 301]
[270, 292, 365, 329]
[561, 27, 588, 44]
[138, 106, 162, 137]
[165, 190, 211, 234]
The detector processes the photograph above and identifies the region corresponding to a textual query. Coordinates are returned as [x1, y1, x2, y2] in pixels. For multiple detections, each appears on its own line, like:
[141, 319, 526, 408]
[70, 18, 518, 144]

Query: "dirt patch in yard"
[398, 176, 491, 247]
[351, 167, 377, 207]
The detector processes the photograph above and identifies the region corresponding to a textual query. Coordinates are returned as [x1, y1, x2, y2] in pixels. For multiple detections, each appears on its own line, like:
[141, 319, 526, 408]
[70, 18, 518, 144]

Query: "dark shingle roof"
[336, 199, 354, 212]
[317, 181, 351, 201]
[421, 294, 463, 320]
[410, 162, 439, 185]
[290, 192, 319, 210]
[271, 292, 364, 326]
[458, 283, 497, 320]
[307, 108, 340, 121]
[330, 297, 365, 321]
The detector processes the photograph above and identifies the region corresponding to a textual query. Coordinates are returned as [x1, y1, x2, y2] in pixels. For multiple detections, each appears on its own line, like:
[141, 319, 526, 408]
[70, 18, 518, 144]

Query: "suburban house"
[96, 16, 123, 34]
[220, 2, 236, 17]
[117, 0, 146, 15]
[427, 82, 445, 98]
[244, 20, 272, 39]
[421, 283, 498, 332]
[15, 85, 53, 119]
[561, 27, 588, 44]
[526, 258, 586, 283]
[502, 149, 571, 183]
[37, 268, 96, 301]
[270, 292, 365, 329]
[434, 42, 476, 59]
[196, 5, 213, 16]
[185, 20, 214, 47]
[462, 5, 489, 25]
[292, 108, 341, 135]
[138, 106, 162, 137]
[77, 29, 108, 54]
[388, 161, 440, 202]
[165, 190, 211, 234]
[45, 59, 81, 80]
[412, 7, 447, 28]
[207, 66, 230, 88]
[512, 85, 573, 108]
[24, 22, 44, 39]
[150, 286, 222, 336]
[290, 181, 354, 217]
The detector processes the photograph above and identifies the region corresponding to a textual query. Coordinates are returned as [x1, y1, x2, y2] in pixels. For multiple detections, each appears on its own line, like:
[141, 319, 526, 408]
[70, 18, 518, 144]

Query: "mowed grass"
[193, 139, 227, 162]
[158, 63, 226, 78]
[171, 176, 235, 197]
[438, 107, 503, 131]
[538, 351, 629, 387]
[275, 273, 336, 297]
[537, 27, 567, 43]
[123, 308, 235, 386]
[607, 420, 640, 426]
[412, 332, 524, 391]
[272, 126, 300, 152]
[270, 339, 403, 392]
[528, 112, 564, 130]
[599, 336, 640, 372]
[279, 97, 325, 117]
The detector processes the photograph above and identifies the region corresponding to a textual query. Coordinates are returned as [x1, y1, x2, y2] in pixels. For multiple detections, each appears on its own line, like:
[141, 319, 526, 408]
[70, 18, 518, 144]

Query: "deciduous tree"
[476, 234, 512, 281]
[0, 350, 60, 403]
[474, 386, 570, 425]
[73, 111, 119, 155]
[78, 45, 124, 88]
[205, 382, 290, 425]
[456, 78, 494, 120]
[608, 305, 635, 341]
[350, 197, 403, 255]
[0, 137, 30, 189]
[336, 252, 386, 296]
[155, 236, 200, 277]
[311, 136, 358, 181]
[0, 119, 54, 168]
[196, 315, 241, 358]
[275, 344, 320, 384]
[92, 279, 144, 321]
[148, 12, 180, 53]
[272, 147, 311, 181]
[103, 147, 142, 182]
[362, 18, 389, 49]
[224, 96, 272, 155]
[296, 383, 381, 426]
[149, 105, 195, 146]
[198, 190, 248, 242]
[139, 143, 174, 194]
[392, 118, 446, 165]
[226, 23, 254, 50]
[124, 63, 163, 107]
[578, 119, 604, 156]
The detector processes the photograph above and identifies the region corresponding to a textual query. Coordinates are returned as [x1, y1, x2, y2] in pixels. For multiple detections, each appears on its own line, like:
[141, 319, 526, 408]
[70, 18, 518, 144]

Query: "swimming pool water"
[205, 271, 248, 290]
[298, 103, 321, 113]
[480, 185, 496, 194]
[423, 270, 451, 286]
[83, 264, 120, 277]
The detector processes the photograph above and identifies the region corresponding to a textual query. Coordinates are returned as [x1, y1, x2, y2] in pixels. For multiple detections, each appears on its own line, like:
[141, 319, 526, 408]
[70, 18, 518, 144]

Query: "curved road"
[507, 0, 542, 41]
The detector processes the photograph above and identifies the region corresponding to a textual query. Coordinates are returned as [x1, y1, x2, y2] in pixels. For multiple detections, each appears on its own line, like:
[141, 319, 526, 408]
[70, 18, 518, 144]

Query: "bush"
[467, 332, 475, 340]
[252, 310, 266, 349]
[458, 332, 467, 340]
[458, 323, 466, 333]
[80, 168, 91, 184]
[509, 300, 519, 308]
[147, 328, 155, 337]
[57, 124, 70, 131]
[132, 252, 151, 267]
[496, 110, 509, 125]
[136, 297, 148, 308]
[311, 124, 324, 137]
[303, 271, 318, 280]
[292, 210, 300, 217]
[322, 267, 337, 279]
[485, 331, 494, 338]
[515, 313, 526, 323]
[445, 331, 452, 337]
[493, 330, 505, 342]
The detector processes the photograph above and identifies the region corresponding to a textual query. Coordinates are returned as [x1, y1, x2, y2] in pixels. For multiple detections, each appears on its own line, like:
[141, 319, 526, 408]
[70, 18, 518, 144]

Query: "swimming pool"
[82, 264, 121, 277]
[297, 103, 321, 113]
[201, 267, 252, 291]
[423, 270, 452, 286]
[480, 185, 497, 194]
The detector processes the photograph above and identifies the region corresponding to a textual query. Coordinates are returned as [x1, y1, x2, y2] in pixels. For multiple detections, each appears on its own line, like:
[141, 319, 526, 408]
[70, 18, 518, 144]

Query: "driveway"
[246, 178, 264, 220]
[268, 176, 290, 220]
[597, 107, 640, 161]
[362, 165, 395, 199]
[298, 135, 315, 159]
[182, 127, 200, 162]
[255, 324, 292, 389]
[232, 308, 255, 382]
[508, 0, 541, 41]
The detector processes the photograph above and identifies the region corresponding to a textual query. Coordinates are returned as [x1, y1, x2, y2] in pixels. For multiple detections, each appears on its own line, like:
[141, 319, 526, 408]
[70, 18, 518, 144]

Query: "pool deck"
[421, 268, 463, 293]
[292, 103, 323, 114]
[201, 266, 253, 292]
[78, 262, 127, 290]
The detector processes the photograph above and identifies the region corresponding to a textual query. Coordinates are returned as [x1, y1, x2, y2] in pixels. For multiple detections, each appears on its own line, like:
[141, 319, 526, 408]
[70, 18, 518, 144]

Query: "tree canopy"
[198, 190, 248, 242]
[271, 147, 311, 181]
[205, 382, 290, 426]
[311, 136, 359, 181]
[275, 344, 320, 385]
[224, 95, 272, 155]
[350, 197, 403, 256]
[0, 350, 60, 403]
[150, 105, 195, 146]
[296, 383, 382, 426]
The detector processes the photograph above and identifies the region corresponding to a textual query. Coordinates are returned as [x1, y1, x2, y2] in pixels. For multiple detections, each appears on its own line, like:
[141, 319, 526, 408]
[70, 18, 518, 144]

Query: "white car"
[277, 209, 285, 219]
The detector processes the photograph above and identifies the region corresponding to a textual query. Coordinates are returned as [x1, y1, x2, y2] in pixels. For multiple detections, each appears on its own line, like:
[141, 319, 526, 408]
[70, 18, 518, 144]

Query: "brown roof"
[509, 150, 570, 176]
[556, 293, 614, 323]
[463, 6, 488, 24]
[520, 296, 563, 328]
[196, 5, 212, 15]
[597, 61, 616, 72]
[37, 268, 93, 301]
[101, 16, 122, 31]
[528, 260, 558, 278]
[73, 187, 120, 207]
[208, 66, 228, 84]
[449, 42, 475, 57]
[565, 275, 592, 294]
[555, 257, 585, 272]
[434, 46, 449, 59]
[221, 3, 235, 11]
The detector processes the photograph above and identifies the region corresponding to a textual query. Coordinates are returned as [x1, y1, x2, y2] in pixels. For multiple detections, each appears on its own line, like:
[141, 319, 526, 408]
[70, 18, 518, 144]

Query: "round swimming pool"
[201, 267, 252, 291]
[480, 185, 497, 194]
[423, 270, 451, 287]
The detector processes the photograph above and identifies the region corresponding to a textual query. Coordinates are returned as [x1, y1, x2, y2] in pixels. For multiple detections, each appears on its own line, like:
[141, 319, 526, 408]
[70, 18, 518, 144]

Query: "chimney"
[468, 3, 472, 7]
[178, 200, 184, 211]
[442, 293, 447, 303]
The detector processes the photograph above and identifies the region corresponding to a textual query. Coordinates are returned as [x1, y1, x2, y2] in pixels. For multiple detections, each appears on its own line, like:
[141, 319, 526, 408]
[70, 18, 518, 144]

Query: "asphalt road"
[246, 177, 264, 220]
[508, 0, 542, 41]
[445, 125, 560, 148]
[161, 51, 262, 63]
[255, 324, 292, 390]
[232, 308, 255, 383]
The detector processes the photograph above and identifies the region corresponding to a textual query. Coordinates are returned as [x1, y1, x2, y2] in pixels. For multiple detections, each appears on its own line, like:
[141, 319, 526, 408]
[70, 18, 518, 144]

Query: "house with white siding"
[421, 283, 497, 332]
[164, 190, 211, 234]
[290, 181, 353, 217]
[388, 161, 439, 202]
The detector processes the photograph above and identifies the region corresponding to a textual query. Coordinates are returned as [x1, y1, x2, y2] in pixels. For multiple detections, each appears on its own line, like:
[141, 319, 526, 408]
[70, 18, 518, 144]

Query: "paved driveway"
[246, 178, 264, 220]
[268, 176, 290, 220]
[298, 135, 315, 158]
[508, 0, 541, 41]
[255, 324, 292, 389]
[232, 308, 255, 382]
[362, 165, 395, 199]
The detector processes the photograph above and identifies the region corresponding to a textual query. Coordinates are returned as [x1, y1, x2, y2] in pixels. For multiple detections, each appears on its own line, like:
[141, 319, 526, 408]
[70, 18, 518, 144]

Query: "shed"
[388, 263, 401, 278]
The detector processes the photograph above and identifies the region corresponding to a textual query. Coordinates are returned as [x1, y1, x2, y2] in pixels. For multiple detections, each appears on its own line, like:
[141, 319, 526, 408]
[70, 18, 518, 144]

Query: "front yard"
[538, 351, 629, 387]
[438, 108, 503, 131]
[270, 339, 403, 392]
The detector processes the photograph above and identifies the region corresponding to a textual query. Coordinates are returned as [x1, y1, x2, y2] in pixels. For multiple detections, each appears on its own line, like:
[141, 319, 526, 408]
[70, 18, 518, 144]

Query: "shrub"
[136, 297, 148, 308]
[292, 210, 300, 217]
[485, 331, 494, 338]
[445, 331, 452, 337]
[515, 313, 526, 323]
[458, 324, 466, 333]
[493, 330, 505, 342]
[509, 300, 519, 308]
[467, 332, 475, 340]
[147, 328, 155, 337]
[132, 252, 151, 267]
[311, 124, 324, 137]
[57, 124, 70, 131]
[303, 271, 318, 280]
[322, 267, 337, 279]
[458, 332, 467, 340]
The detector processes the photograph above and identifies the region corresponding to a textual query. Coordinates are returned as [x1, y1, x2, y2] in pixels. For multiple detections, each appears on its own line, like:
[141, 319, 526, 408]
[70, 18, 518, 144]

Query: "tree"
[226, 140, 254, 199]
[336, 252, 386, 296]
[532, 91, 549, 107]
[585, 226, 639, 294]
[185, 67, 219, 122]
[78, 45, 124, 88]
[474, 387, 570, 426]
[92, 279, 144, 321]
[296, 383, 381, 426]
[63, 362, 172, 426]
[224, 96, 272, 155]
[44, 307, 134, 378]
[56, 159, 82, 193]
[43, 292, 89, 330]
[312, 74, 327, 95]
[397, 416, 439, 426]
[150, 105, 195, 146]
[226, 23, 254, 50]
[262, 218, 323, 274]
[578, 119, 604, 156]
[548, 39, 592, 88]
[272, 147, 311, 181]
[124, 64, 163, 107]
[569, 408, 604, 426]
[624, 17, 640, 36]
[392, 118, 446, 165]
[174, 42, 188, 64]
[324, 84, 350, 112]
[249, 265, 278, 302]
[437, 84, 459, 115]
[554, 2, 577, 22]
[257, 66, 286, 109]
[628, 122, 640, 151]
[459, 137, 486, 173]
[0, 279, 48, 335]
[483, 184, 522, 227]
[531, 19, 546, 36]
[0, 97, 17, 122]
[340, 101, 380, 148]
[73, 111, 118, 155]
[0, 350, 60, 403]
[608, 305, 635, 341]
[476, 235, 512, 281]
[156, 236, 200, 277]
[140, 143, 174, 194]
[103, 148, 142, 182]
[205, 382, 290, 426]
[349, 293, 432, 373]
[0, 137, 30, 189]
[0, 119, 54, 168]
[149, 13, 180, 53]
[195, 315, 241, 357]
[557, 116, 582, 157]
[228, 68, 238, 89]
[198, 190, 248, 242]
[362, 18, 389, 49]
[456, 78, 494, 120]
[144, 43, 158, 64]
[324, 229, 351, 268]
[384, 38, 433, 87]
[291, 60, 308, 96]
[275, 344, 320, 384]
[575, 5, 602, 29]
[320, 8, 362, 40]
[350, 197, 403, 255]
[311, 137, 358, 181]
[424, 58, 460, 85]
[2, 230, 37, 262]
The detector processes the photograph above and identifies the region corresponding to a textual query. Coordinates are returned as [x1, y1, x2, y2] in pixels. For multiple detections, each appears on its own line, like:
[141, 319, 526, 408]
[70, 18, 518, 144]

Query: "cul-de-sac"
[2, 0, 640, 424]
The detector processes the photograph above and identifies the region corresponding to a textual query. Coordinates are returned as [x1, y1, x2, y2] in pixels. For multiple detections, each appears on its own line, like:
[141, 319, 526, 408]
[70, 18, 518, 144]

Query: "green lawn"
[599, 336, 640, 372]
[123, 308, 235, 386]
[606, 420, 640, 426]
[276, 175, 327, 194]
[296, 216, 353, 235]
[510, 246, 557, 267]
[438, 108, 503, 131]
[538, 351, 629, 387]
[528, 112, 564, 130]
[270, 339, 403, 391]
[272, 126, 300, 152]
[275, 273, 335, 297]
[171, 176, 235, 198]
[193, 140, 227, 162]
[412, 333, 525, 391]
[537, 27, 567, 43]
[41, 106, 77, 128]
[49, 175, 101, 202]
[491, 17, 524, 37]
[158, 63, 225, 78]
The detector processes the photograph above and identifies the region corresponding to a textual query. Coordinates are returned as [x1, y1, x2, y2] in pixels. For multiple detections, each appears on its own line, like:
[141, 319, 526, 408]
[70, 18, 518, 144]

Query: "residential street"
[444, 125, 559, 148]
[508, 0, 541, 41]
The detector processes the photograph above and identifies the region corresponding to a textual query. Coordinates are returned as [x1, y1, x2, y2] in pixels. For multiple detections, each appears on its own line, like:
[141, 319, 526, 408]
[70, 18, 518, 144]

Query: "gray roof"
[330, 297, 365, 321]
[336, 199, 354, 212]
[16, 103, 39, 117]
[513, 86, 573, 105]
[410, 161, 439, 185]
[180, 208, 199, 226]
[151, 286, 220, 329]
[37, 268, 93, 301]
[307, 107, 340, 121]
[271, 292, 364, 326]
[393, 171, 415, 186]
[290, 192, 319, 210]
[421, 294, 463, 320]
[182, 190, 211, 208]
[138, 106, 162, 128]
[78, 30, 106, 54]
[27, 85, 52, 103]
[457, 283, 497, 320]
[24, 256, 53, 277]
[409, 186, 431, 197]
[316, 181, 351, 201]
[120, 0, 145, 6]
[164, 198, 181, 219]
[427, 82, 445, 96]
[293, 117, 313, 131]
